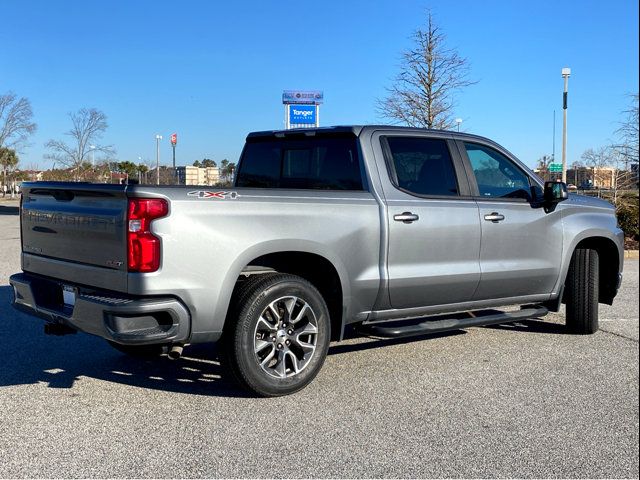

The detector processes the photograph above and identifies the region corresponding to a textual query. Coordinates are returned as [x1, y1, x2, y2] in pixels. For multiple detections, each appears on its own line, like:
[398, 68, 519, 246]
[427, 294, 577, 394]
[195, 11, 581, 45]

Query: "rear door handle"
[484, 212, 505, 223]
[394, 212, 419, 223]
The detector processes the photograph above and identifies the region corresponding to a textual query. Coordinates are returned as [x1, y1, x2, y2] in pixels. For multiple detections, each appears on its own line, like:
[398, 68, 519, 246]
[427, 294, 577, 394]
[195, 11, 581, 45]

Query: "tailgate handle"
[30, 189, 75, 201]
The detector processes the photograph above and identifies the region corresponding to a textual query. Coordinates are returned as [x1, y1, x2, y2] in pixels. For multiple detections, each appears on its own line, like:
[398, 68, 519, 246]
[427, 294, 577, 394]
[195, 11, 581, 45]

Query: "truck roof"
[246, 125, 495, 144]
[246, 126, 364, 139]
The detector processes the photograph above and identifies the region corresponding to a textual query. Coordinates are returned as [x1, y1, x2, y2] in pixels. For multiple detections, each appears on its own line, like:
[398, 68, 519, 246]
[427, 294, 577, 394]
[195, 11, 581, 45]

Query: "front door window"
[463, 142, 531, 200]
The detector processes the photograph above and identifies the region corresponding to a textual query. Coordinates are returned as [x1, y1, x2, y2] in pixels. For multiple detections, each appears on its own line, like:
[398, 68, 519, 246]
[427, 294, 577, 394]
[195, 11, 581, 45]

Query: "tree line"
[0, 94, 236, 192]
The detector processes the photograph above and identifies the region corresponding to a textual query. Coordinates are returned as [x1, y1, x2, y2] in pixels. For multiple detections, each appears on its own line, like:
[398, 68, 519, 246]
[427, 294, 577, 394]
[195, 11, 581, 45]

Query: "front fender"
[552, 205, 624, 298]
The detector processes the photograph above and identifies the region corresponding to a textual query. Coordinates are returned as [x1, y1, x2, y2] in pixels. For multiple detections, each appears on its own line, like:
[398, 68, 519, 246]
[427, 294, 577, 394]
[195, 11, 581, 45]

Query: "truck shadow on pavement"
[0, 285, 250, 398]
[483, 319, 568, 334]
[0, 284, 560, 396]
[329, 328, 466, 355]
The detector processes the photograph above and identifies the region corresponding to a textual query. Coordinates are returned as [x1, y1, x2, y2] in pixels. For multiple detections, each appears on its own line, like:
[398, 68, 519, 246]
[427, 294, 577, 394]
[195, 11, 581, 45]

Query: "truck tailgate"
[20, 183, 129, 291]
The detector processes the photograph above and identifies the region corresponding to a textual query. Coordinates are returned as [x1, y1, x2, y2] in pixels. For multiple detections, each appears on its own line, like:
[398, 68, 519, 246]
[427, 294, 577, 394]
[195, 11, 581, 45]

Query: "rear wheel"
[565, 248, 599, 334]
[223, 273, 330, 397]
[108, 341, 167, 359]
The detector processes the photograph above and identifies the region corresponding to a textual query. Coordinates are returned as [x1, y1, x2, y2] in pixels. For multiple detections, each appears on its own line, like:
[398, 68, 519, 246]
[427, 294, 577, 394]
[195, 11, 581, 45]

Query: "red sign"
[170, 133, 177, 145]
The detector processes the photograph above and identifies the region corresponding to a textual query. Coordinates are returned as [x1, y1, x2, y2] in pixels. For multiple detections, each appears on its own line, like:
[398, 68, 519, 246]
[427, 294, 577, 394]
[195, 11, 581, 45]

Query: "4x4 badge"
[187, 191, 238, 199]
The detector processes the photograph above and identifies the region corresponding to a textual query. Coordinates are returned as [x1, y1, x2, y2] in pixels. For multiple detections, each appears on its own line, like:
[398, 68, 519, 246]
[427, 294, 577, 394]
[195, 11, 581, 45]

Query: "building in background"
[566, 167, 616, 189]
[175, 166, 220, 185]
[22, 170, 44, 181]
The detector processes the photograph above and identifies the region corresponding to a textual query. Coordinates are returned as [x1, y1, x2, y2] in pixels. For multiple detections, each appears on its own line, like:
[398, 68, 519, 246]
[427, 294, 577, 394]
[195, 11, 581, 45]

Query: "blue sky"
[1, 0, 638, 170]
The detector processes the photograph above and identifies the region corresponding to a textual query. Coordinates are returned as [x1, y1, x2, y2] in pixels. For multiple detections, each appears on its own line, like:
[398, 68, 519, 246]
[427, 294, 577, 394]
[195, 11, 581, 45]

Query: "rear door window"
[386, 137, 459, 197]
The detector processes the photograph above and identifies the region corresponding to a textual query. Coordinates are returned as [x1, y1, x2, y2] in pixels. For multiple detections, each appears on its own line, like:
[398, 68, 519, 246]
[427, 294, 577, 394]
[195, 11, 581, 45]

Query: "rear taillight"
[127, 198, 169, 272]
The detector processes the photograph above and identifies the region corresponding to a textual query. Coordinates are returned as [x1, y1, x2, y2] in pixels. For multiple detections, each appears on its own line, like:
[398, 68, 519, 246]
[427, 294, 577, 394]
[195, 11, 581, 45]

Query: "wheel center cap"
[277, 329, 287, 340]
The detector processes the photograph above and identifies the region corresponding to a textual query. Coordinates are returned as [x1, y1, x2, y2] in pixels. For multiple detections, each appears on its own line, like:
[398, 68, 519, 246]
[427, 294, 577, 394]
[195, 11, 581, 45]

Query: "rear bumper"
[10, 273, 190, 346]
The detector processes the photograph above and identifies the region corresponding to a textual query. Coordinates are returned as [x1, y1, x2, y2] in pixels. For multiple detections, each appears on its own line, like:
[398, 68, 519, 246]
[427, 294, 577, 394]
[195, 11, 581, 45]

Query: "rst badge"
[187, 191, 238, 200]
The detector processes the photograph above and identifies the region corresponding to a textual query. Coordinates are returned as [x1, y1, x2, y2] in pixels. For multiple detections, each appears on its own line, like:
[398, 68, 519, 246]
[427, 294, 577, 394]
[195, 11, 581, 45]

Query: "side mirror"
[544, 181, 569, 204]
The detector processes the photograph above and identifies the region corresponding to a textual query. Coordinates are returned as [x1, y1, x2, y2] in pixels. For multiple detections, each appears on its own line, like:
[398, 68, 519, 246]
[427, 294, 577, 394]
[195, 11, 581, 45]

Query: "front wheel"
[565, 248, 599, 334]
[223, 274, 331, 397]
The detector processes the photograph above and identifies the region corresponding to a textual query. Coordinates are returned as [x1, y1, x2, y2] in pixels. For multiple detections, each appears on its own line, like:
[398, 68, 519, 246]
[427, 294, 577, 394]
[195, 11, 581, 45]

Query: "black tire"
[565, 248, 599, 334]
[222, 273, 331, 397]
[229, 273, 278, 317]
[108, 341, 167, 359]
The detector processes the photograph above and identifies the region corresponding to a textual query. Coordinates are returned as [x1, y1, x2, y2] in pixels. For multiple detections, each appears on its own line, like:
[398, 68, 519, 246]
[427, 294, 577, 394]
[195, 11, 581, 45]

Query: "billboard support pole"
[170, 133, 178, 184]
[172, 144, 176, 184]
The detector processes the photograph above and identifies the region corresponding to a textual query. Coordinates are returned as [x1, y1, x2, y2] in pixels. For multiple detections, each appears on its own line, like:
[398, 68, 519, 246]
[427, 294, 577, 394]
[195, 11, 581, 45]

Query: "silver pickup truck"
[10, 126, 624, 396]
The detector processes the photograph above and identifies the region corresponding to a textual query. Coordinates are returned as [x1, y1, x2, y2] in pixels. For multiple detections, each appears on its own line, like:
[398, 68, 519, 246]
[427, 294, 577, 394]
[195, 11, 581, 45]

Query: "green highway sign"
[548, 163, 563, 172]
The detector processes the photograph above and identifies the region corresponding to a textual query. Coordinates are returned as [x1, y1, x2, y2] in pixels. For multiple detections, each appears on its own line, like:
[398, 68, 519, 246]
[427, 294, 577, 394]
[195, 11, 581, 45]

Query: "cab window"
[463, 143, 531, 200]
[236, 137, 363, 190]
[386, 137, 459, 197]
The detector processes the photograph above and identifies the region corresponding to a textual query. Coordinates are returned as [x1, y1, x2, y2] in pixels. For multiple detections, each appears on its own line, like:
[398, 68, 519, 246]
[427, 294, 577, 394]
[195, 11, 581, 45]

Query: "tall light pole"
[90, 145, 96, 166]
[155, 134, 162, 185]
[561, 67, 571, 183]
[455, 118, 462, 132]
[552, 110, 555, 163]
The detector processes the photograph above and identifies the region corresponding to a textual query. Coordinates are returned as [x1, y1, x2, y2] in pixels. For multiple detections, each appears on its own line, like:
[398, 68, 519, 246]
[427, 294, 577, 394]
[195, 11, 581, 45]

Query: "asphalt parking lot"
[0, 199, 638, 478]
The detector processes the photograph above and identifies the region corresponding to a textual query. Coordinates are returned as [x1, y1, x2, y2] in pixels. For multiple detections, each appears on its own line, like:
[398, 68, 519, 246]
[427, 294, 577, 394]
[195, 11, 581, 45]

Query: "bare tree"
[610, 93, 639, 191]
[377, 11, 476, 130]
[614, 93, 639, 164]
[0, 92, 37, 150]
[535, 155, 553, 181]
[581, 146, 631, 202]
[581, 147, 611, 169]
[570, 160, 584, 169]
[45, 108, 114, 181]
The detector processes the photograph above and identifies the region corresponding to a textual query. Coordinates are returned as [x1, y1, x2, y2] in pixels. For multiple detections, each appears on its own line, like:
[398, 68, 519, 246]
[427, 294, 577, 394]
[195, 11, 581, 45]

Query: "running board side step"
[355, 306, 549, 339]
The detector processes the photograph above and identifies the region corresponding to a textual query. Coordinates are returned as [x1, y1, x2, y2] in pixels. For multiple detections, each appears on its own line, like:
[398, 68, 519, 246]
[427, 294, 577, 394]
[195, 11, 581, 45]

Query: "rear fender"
[213, 240, 351, 333]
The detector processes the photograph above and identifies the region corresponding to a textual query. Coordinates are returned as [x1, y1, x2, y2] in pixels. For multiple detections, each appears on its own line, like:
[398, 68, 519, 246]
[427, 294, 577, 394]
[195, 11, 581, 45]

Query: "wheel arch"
[215, 241, 350, 342]
[560, 234, 623, 306]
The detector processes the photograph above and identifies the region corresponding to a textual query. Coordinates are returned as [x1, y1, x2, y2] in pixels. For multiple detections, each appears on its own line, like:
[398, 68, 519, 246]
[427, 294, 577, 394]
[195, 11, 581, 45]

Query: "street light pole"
[155, 135, 162, 185]
[455, 118, 462, 132]
[561, 67, 571, 183]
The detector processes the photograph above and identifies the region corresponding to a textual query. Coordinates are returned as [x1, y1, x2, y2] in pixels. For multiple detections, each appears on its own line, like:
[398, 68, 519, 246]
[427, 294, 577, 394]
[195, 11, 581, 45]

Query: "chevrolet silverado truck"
[10, 126, 624, 396]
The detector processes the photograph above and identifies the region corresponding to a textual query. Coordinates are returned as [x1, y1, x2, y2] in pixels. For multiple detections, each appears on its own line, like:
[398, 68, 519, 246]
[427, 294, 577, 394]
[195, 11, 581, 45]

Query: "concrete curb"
[624, 250, 639, 259]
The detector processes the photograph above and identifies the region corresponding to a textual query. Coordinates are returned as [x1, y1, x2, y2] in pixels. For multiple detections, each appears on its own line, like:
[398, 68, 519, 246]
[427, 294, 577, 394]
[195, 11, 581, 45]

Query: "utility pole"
[552, 110, 556, 162]
[170, 133, 177, 185]
[561, 67, 571, 183]
[155, 134, 162, 185]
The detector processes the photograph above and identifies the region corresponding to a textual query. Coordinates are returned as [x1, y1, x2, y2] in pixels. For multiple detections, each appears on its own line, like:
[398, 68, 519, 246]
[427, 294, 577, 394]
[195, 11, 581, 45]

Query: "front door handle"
[484, 212, 505, 223]
[394, 212, 419, 223]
